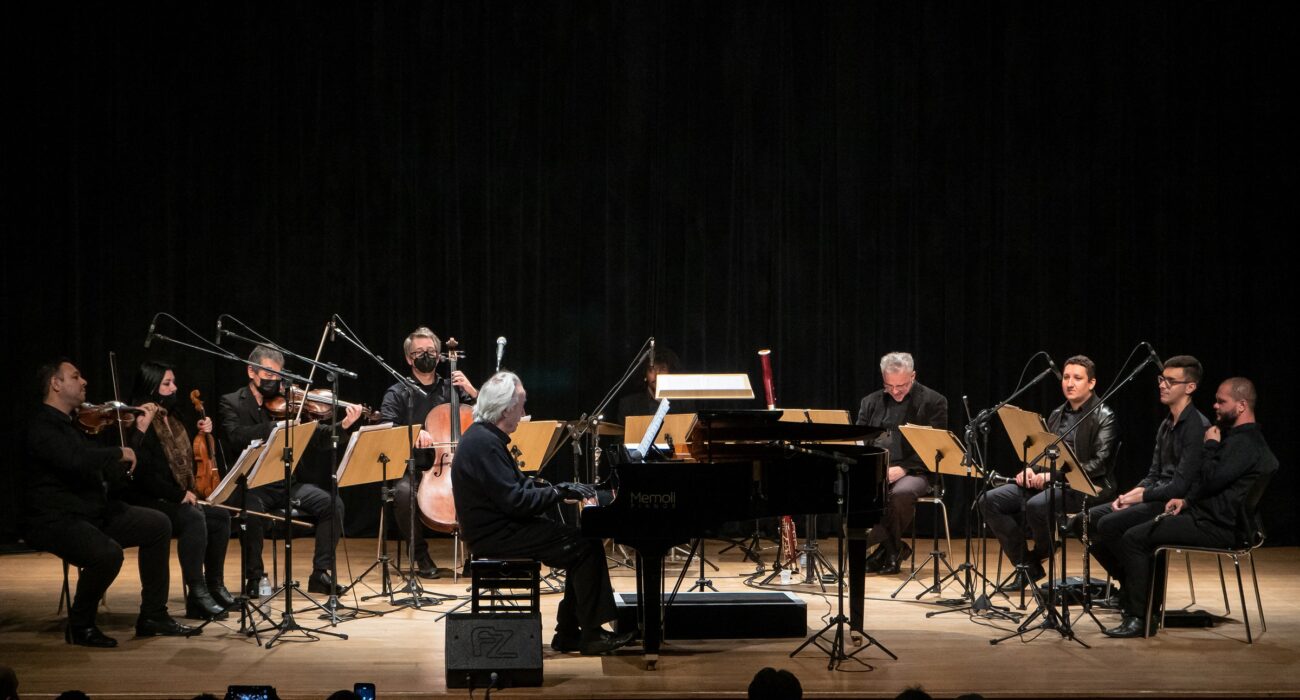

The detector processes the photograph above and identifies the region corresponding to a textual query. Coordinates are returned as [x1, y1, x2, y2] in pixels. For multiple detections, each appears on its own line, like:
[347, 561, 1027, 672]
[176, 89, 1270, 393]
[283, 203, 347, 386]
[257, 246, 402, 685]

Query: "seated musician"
[111, 360, 235, 620]
[1105, 377, 1277, 637]
[855, 352, 948, 575]
[218, 345, 363, 597]
[1085, 355, 1209, 597]
[451, 371, 633, 655]
[613, 346, 694, 424]
[378, 327, 477, 580]
[21, 359, 195, 647]
[979, 355, 1117, 591]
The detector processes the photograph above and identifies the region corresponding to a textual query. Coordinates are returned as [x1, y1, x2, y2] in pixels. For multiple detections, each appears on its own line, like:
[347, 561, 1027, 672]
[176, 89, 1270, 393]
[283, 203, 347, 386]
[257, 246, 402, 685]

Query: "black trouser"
[866, 473, 930, 553]
[979, 483, 1082, 567]
[145, 499, 231, 589]
[1086, 500, 1163, 584]
[25, 503, 172, 627]
[392, 468, 431, 562]
[469, 518, 617, 636]
[1118, 512, 1233, 621]
[236, 481, 342, 580]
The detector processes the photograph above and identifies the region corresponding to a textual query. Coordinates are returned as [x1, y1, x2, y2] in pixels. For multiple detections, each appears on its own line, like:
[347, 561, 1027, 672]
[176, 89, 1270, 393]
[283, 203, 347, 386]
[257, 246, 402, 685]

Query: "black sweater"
[450, 421, 563, 547]
[1187, 423, 1278, 536]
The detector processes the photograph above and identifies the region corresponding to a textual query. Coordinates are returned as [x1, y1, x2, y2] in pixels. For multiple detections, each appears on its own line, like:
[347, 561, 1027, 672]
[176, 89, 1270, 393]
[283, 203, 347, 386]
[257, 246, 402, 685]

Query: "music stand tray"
[511, 420, 565, 474]
[997, 406, 1097, 496]
[335, 424, 420, 488]
[247, 420, 319, 489]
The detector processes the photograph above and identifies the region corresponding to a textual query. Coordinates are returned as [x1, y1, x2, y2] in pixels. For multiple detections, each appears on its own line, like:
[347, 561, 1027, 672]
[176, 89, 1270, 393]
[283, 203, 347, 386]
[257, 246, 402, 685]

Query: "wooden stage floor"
[3, 538, 1298, 699]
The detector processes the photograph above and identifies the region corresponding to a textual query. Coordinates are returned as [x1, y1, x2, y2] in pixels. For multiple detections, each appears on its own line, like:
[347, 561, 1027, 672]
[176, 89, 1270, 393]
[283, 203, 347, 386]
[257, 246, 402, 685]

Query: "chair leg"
[1217, 555, 1230, 614]
[1184, 550, 1197, 606]
[1233, 555, 1252, 644]
[59, 560, 70, 615]
[1249, 553, 1266, 637]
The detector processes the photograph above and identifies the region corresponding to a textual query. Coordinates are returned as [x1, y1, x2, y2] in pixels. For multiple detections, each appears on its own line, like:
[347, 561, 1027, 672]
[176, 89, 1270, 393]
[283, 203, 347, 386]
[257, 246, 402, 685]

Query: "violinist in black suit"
[21, 359, 194, 647]
[218, 345, 362, 597]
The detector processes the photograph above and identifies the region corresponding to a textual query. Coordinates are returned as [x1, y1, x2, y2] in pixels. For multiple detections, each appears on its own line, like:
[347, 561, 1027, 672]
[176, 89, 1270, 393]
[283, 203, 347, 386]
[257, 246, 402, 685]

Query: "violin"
[418, 338, 472, 533]
[75, 401, 145, 435]
[190, 390, 221, 499]
[264, 385, 381, 423]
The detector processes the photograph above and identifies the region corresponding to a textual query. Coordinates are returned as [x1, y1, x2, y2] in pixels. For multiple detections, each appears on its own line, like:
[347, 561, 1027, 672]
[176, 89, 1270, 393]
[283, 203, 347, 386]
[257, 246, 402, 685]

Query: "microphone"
[496, 336, 507, 372]
[649, 337, 656, 368]
[1046, 355, 1062, 380]
[215, 315, 224, 346]
[143, 313, 158, 349]
[330, 320, 338, 343]
[1146, 342, 1164, 371]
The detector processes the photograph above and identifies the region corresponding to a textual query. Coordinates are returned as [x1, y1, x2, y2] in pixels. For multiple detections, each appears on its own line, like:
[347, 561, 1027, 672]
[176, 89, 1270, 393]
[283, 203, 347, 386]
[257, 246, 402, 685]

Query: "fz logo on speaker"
[471, 626, 518, 659]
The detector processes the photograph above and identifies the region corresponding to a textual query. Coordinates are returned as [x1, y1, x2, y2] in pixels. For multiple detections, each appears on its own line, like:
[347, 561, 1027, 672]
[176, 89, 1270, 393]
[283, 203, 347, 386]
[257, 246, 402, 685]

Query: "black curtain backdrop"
[4, 2, 1295, 545]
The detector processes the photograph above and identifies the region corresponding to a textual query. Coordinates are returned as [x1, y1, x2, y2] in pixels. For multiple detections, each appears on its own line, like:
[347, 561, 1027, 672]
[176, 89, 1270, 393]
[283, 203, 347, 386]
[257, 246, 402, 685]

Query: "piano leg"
[637, 549, 666, 670]
[848, 537, 866, 634]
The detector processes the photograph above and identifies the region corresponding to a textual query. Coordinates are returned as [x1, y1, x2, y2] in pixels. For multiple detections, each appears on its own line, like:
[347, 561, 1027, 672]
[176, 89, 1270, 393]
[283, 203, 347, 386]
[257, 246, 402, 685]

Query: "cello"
[417, 338, 473, 533]
[190, 390, 221, 498]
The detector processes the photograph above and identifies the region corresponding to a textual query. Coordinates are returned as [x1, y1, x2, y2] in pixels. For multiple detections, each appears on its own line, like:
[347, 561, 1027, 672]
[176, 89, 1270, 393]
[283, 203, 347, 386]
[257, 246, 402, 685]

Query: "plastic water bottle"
[258, 574, 272, 597]
[780, 568, 792, 585]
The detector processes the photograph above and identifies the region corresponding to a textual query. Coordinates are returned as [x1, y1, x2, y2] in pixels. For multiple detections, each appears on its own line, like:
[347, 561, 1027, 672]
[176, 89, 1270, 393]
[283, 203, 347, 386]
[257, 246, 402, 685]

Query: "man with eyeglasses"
[979, 355, 1118, 591]
[1085, 355, 1209, 599]
[853, 352, 948, 575]
[1104, 377, 1277, 637]
[378, 327, 479, 579]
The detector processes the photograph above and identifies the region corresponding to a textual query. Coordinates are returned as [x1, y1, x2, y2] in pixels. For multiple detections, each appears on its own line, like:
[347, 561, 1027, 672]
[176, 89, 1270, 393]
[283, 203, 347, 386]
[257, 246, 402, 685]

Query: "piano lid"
[685, 409, 885, 445]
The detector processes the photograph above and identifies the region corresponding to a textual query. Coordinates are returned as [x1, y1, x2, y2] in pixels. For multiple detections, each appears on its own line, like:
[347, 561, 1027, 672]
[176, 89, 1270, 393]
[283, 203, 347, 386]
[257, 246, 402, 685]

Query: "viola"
[190, 390, 221, 498]
[418, 338, 471, 533]
[75, 401, 144, 435]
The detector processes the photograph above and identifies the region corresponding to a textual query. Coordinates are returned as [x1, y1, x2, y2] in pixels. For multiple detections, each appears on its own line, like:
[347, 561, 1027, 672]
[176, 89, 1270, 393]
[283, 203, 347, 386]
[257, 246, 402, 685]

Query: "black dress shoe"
[550, 632, 581, 653]
[185, 584, 230, 620]
[579, 629, 636, 655]
[996, 563, 1046, 594]
[863, 544, 890, 572]
[415, 556, 454, 580]
[135, 615, 200, 638]
[1103, 615, 1156, 638]
[207, 582, 237, 609]
[66, 624, 118, 648]
[307, 570, 344, 596]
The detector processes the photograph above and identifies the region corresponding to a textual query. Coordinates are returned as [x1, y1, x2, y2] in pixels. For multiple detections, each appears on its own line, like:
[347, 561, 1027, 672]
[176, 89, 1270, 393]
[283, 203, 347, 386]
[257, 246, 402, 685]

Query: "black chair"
[1144, 469, 1274, 643]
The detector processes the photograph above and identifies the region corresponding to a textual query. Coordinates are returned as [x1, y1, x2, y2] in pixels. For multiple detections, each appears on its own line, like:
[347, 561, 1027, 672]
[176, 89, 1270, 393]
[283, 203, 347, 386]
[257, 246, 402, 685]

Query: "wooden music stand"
[208, 443, 268, 506]
[247, 420, 319, 489]
[997, 405, 1097, 496]
[624, 413, 697, 458]
[335, 424, 420, 487]
[778, 408, 851, 425]
[511, 420, 564, 474]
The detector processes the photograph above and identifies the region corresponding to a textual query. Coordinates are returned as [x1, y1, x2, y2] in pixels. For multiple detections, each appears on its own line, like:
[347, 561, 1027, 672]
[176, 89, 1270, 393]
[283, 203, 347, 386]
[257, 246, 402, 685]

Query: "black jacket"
[855, 381, 948, 473]
[21, 404, 132, 526]
[1187, 423, 1278, 537]
[1044, 395, 1118, 501]
[218, 386, 276, 460]
[113, 424, 187, 506]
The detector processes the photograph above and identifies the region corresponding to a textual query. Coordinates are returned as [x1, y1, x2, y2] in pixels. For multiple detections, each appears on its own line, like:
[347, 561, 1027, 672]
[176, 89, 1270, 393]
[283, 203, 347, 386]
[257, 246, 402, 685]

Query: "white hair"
[473, 371, 521, 423]
[879, 352, 915, 375]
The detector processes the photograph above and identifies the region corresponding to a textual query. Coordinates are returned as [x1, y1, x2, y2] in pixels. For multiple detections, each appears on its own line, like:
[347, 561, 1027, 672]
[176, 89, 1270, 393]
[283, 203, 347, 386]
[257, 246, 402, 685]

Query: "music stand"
[890, 425, 967, 600]
[511, 420, 565, 473]
[335, 423, 430, 610]
[207, 442, 269, 642]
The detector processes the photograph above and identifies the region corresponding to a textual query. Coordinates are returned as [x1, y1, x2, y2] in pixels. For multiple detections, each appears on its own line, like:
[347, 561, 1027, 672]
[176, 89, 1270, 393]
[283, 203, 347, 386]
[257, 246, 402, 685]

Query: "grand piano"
[580, 410, 887, 669]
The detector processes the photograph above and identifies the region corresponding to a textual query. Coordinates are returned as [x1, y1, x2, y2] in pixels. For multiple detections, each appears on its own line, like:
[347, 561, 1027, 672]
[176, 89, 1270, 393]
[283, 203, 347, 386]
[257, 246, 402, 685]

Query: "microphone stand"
[329, 320, 452, 609]
[930, 365, 1058, 620]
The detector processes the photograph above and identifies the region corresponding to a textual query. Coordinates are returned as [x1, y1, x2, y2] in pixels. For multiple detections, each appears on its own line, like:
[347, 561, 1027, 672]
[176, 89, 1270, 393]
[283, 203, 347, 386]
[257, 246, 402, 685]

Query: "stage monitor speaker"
[445, 612, 543, 689]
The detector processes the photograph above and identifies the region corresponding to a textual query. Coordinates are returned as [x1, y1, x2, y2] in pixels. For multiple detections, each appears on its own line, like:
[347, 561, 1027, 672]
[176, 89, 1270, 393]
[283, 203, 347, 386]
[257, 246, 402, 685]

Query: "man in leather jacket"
[979, 355, 1118, 590]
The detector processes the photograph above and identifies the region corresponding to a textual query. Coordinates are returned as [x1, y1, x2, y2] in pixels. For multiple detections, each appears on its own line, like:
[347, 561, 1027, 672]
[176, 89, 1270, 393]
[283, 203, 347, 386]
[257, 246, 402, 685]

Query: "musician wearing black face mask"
[378, 327, 478, 579]
[113, 360, 234, 620]
[218, 345, 363, 598]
